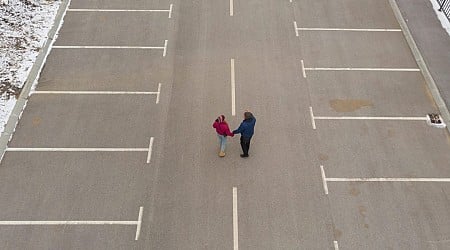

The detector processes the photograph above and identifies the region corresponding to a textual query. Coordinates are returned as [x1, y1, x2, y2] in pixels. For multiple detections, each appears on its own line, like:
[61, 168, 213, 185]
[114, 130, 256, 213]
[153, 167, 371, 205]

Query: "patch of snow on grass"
[0, 0, 61, 135]
[430, 0, 450, 36]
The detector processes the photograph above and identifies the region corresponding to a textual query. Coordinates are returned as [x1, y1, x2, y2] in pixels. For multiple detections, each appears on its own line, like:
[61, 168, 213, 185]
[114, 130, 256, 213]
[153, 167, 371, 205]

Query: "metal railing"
[437, 0, 450, 21]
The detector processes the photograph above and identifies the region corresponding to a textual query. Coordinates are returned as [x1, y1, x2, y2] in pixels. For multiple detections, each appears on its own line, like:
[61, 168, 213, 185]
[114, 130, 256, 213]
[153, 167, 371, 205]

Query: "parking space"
[298, 31, 416, 68]
[316, 122, 450, 178]
[55, 12, 169, 47]
[308, 72, 434, 116]
[8, 95, 158, 148]
[38, 50, 167, 91]
[326, 183, 450, 249]
[69, 0, 172, 10]
[293, 0, 399, 28]
[0, 153, 146, 218]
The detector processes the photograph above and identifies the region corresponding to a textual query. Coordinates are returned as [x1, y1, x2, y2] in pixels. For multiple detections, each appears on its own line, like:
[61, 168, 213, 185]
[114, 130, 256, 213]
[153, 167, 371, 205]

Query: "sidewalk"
[396, 0, 450, 119]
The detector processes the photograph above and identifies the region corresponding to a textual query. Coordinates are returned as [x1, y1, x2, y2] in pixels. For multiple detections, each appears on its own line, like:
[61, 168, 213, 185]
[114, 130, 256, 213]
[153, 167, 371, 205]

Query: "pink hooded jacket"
[213, 115, 234, 137]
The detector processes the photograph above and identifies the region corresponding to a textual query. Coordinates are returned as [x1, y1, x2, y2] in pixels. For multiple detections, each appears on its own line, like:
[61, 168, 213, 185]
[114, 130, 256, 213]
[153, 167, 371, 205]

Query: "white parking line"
[0, 206, 144, 241]
[233, 187, 239, 250]
[320, 165, 329, 195]
[294, 21, 299, 37]
[230, 0, 234, 16]
[295, 27, 401, 32]
[301, 59, 306, 78]
[300, 61, 420, 78]
[169, 4, 173, 19]
[314, 116, 428, 121]
[53, 40, 169, 57]
[231, 59, 236, 116]
[327, 178, 450, 182]
[156, 83, 162, 104]
[33, 83, 163, 104]
[310, 107, 428, 129]
[6, 148, 149, 152]
[309, 106, 316, 130]
[163, 39, 168, 57]
[135, 206, 144, 240]
[320, 167, 450, 194]
[305, 67, 420, 72]
[69, 4, 174, 18]
[334, 241, 339, 250]
[32, 91, 158, 95]
[146, 137, 154, 164]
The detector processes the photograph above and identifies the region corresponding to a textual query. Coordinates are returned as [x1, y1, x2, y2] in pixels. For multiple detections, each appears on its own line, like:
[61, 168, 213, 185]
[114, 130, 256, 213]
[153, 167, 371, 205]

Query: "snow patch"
[0, 0, 61, 135]
[430, 0, 450, 36]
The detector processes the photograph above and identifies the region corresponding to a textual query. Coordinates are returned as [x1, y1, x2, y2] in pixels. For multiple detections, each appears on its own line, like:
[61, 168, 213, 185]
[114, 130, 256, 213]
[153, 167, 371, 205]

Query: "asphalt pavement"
[0, 0, 449, 249]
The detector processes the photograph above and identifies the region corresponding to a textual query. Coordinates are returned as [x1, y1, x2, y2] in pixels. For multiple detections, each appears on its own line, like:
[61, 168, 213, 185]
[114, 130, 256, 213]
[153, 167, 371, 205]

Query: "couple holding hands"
[213, 111, 256, 158]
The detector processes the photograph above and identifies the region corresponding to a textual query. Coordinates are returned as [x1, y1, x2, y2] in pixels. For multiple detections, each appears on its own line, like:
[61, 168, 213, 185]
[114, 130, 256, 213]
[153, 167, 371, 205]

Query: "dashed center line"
[233, 187, 239, 250]
[334, 241, 339, 250]
[231, 59, 236, 116]
[230, 0, 234, 16]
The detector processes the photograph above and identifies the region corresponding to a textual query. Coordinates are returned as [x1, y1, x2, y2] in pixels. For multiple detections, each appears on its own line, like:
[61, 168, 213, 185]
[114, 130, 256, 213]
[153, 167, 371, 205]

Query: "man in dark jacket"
[233, 111, 256, 158]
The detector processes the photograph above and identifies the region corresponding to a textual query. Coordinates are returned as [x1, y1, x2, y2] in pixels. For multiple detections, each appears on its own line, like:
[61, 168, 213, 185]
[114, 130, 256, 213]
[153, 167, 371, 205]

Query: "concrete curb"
[0, 0, 71, 163]
[389, 0, 450, 134]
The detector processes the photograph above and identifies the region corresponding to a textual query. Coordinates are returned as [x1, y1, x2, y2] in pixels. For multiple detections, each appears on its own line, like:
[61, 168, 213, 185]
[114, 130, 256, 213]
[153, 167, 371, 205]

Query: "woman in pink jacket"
[213, 115, 234, 157]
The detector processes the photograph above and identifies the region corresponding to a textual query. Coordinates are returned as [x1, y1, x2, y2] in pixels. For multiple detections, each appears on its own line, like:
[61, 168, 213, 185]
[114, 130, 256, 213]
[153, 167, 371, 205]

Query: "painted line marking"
[231, 59, 236, 116]
[53, 45, 165, 49]
[0, 221, 137, 225]
[156, 83, 162, 104]
[135, 206, 144, 240]
[146, 137, 154, 164]
[233, 187, 239, 250]
[168, 4, 173, 18]
[163, 39, 168, 57]
[32, 91, 159, 95]
[69, 4, 175, 18]
[304, 67, 420, 72]
[294, 21, 299, 37]
[320, 165, 329, 195]
[309, 107, 316, 129]
[314, 116, 428, 121]
[295, 28, 401, 32]
[230, 0, 234, 16]
[6, 148, 149, 152]
[326, 178, 450, 182]
[301, 59, 306, 78]
[68, 9, 170, 12]
[334, 241, 339, 250]
[0, 206, 143, 241]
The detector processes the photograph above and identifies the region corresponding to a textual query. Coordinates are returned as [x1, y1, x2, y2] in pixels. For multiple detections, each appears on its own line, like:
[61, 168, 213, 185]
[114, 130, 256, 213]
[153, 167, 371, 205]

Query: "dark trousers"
[240, 136, 251, 156]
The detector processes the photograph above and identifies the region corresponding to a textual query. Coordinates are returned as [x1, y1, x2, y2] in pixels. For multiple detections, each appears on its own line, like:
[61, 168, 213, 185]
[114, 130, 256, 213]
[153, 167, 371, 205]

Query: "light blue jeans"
[217, 134, 227, 152]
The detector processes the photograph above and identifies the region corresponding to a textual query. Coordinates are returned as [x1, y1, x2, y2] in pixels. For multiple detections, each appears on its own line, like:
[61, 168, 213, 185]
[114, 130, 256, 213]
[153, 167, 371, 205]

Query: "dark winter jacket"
[233, 114, 256, 138]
